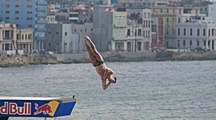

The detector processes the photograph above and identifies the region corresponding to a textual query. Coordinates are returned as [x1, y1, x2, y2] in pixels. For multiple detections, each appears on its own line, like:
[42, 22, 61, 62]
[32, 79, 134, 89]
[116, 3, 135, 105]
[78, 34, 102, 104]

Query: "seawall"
[0, 51, 216, 67]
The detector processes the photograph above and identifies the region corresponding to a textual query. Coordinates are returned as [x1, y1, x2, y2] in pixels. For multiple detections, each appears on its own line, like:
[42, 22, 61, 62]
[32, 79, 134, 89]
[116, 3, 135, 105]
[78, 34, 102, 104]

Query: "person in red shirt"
[84, 36, 116, 90]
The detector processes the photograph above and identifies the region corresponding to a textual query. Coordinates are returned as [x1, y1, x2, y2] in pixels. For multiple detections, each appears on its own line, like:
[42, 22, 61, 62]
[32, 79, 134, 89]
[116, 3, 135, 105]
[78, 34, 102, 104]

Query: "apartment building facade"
[16, 28, 33, 54]
[45, 22, 93, 53]
[0, 23, 17, 52]
[176, 14, 216, 51]
[152, 7, 177, 49]
[0, 0, 47, 51]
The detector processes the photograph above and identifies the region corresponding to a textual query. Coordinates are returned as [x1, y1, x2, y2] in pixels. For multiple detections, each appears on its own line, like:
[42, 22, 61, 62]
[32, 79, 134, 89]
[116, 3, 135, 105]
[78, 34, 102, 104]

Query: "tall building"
[0, 0, 47, 51]
[152, 7, 177, 49]
[92, 5, 114, 52]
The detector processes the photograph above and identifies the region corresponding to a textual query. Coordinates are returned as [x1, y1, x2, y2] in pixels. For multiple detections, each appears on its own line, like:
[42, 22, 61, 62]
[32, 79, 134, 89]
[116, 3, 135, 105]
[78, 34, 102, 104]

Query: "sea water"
[0, 61, 216, 120]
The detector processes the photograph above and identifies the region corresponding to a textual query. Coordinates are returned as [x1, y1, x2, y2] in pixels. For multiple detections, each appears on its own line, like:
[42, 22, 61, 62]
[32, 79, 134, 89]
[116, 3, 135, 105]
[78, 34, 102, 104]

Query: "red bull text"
[0, 102, 31, 115]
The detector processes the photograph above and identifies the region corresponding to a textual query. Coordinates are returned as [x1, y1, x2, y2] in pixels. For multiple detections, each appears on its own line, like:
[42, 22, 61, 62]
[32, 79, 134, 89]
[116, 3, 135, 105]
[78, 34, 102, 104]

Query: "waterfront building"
[0, 0, 47, 51]
[176, 14, 216, 51]
[152, 7, 177, 50]
[16, 28, 33, 54]
[71, 22, 93, 53]
[0, 23, 17, 52]
[93, 5, 151, 52]
[45, 22, 93, 53]
[123, 8, 152, 52]
[45, 23, 72, 53]
[92, 5, 114, 52]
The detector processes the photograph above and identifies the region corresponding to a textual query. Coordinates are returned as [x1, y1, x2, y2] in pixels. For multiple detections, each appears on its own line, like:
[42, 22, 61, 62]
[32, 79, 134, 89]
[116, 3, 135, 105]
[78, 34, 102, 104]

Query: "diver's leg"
[85, 36, 104, 62]
[85, 41, 97, 65]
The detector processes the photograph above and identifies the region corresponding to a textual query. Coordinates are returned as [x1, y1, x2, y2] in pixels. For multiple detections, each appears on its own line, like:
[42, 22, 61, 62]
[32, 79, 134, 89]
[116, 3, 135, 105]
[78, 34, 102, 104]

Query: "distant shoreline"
[0, 51, 216, 67]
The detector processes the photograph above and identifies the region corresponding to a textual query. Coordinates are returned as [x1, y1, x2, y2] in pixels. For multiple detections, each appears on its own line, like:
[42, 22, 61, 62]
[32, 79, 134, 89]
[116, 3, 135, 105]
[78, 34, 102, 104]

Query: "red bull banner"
[0, 97, 76, 118]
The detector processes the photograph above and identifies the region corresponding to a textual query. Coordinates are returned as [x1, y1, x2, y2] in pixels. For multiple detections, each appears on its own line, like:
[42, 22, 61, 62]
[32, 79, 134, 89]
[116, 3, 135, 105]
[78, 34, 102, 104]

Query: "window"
[5, 17, 10, 20]
[4, 30, 11, 39]
[212, 29, 214, 36]
[178, 18, 180, 23]
[172, 18, 175, 23]
[5, 11, 10, 14]
[143, 30, 145, 37]
[28, 34, 32, 39]
[16, 17, 20, 20]
[190, 40, 192, 46]
[178, 28, 180, 35]
[183, 40, 186, 46]
[28, 24, 32, 28]
[177, 40, 180, 48]
[27, 11, 33, 14]
[65, 32, 67, 36]
[138, 29, 141, 36]
[127, 29, 130, 36]
[15, 5, 19, 8]
[184, 28, 186, 36]
[15, 11, 19, 14]
[190, 28, 193, 36]
[138, 42, 142, 51]
[166, 18, 169, 23]
[5, 4, 10, 8]
[27, 5, 32, 8]
[197, 28, 200, 36]
[209, 29, 211, 36]
[27, 17, 33, 20]
[203, 29, 206, 36]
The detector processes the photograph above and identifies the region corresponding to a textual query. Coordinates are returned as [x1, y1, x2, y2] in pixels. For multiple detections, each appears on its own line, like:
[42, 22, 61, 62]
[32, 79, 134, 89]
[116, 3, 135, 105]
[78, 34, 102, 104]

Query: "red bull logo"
[34, 103, 52, 115]
[0, 102, 31, 115]
[34, 101, 59, 117]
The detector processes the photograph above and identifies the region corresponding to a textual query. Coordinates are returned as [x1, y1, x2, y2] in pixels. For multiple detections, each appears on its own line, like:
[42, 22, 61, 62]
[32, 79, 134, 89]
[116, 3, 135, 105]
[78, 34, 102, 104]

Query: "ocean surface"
[0, 61, 216, 120]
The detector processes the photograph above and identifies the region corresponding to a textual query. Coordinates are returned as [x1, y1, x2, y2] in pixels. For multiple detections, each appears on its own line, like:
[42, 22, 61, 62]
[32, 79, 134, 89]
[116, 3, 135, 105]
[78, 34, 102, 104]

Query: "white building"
[112, 8, 152, 52]
[176, 14, 216, 51]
